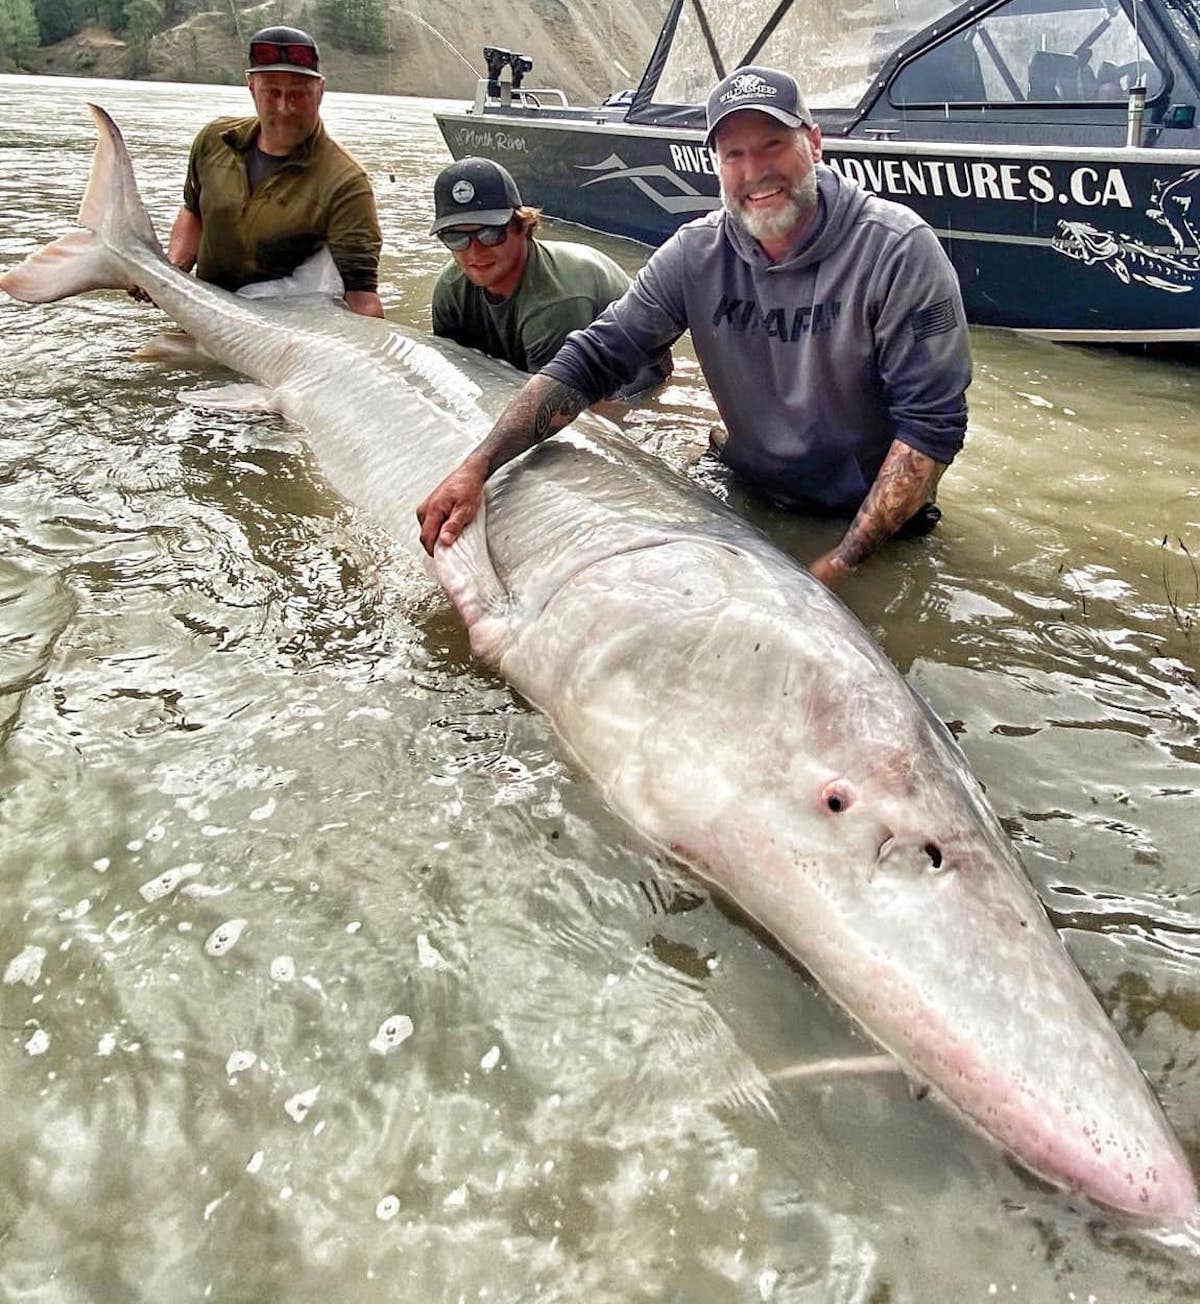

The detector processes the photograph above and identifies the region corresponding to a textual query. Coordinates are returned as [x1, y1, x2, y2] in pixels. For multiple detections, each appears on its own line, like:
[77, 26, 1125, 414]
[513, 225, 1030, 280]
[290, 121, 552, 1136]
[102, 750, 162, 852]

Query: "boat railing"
[472, 80, 571, 113]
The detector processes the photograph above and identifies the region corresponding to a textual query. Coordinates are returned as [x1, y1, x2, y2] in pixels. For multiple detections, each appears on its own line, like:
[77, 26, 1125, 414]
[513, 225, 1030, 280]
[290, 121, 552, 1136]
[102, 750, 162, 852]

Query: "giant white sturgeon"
[3, 105, 1194, 1221]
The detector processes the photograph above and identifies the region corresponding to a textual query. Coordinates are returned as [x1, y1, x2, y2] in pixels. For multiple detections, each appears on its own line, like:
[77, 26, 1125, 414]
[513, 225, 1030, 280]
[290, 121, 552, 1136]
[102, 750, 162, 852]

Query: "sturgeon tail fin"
[0, 104, 161, 304]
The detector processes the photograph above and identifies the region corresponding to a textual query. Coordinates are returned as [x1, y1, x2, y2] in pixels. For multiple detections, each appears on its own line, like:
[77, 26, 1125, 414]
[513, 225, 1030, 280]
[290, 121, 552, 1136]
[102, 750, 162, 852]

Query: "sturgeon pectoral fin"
[769, 1054, 902, 1085]
[432, 503, 515, 665]
[177, 383, 280, 414]
[133, 330, 213, 367]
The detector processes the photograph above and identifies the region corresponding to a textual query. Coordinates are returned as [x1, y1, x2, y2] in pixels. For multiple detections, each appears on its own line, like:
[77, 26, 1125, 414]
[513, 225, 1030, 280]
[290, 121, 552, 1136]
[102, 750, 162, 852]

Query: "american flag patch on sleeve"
[909, 298, 958, 341]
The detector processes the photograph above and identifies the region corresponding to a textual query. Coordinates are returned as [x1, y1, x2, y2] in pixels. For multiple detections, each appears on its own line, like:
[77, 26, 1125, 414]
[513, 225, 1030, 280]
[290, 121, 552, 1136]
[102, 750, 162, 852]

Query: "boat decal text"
[452, 126, 528, 154]
[825, 156, 1133, 209]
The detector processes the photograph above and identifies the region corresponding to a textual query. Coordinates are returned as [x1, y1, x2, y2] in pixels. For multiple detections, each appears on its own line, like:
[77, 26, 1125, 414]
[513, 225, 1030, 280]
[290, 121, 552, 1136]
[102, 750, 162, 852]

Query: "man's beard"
[722, 167, 818, 244]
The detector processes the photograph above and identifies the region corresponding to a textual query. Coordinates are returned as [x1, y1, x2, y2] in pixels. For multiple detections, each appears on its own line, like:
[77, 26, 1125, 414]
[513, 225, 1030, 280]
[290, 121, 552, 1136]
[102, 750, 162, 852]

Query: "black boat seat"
[1028, 50, 1097, 101]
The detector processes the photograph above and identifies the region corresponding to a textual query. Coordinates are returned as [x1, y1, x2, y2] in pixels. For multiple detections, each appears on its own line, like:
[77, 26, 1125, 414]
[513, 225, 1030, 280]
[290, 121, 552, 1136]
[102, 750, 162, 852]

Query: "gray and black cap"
[430, 157, 523, 235]
[704, 66, 815, 148]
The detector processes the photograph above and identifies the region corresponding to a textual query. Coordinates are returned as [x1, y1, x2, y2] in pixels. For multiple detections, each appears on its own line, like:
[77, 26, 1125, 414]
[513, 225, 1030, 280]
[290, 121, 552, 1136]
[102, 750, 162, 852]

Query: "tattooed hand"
[809, 439, 944, 586]
[416, 374, 588, 555]
[416, 451, 489, 555]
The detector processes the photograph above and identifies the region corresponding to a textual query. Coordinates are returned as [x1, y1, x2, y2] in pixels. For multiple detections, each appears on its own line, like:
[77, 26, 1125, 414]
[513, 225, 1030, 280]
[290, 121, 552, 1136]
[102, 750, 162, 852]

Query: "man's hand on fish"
[418, 374, 591, 555]
[806, 551, 851, 589]
[417, 452, 488, 554]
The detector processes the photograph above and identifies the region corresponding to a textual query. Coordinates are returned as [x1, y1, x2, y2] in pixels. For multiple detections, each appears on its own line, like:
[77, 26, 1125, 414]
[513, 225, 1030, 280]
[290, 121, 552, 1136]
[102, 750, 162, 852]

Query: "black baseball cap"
[246, 26, 322, 79]
[704, 66, 815, 148]
[430, 157, 523, 235]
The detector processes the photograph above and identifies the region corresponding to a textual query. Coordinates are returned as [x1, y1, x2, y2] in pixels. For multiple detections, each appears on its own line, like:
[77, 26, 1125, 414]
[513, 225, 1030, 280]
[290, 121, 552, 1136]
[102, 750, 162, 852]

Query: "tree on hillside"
[317, 0, 387, 55]
[32, 0, 79, 44]
[93, 0, 126, 33]
[122, 0, 161, 73]
[0, 0, 39, 63]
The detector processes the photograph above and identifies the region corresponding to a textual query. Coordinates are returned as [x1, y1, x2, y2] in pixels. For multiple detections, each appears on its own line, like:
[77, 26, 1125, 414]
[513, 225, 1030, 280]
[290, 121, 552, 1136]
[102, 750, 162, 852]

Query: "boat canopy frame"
[624, 0, 1200, 134]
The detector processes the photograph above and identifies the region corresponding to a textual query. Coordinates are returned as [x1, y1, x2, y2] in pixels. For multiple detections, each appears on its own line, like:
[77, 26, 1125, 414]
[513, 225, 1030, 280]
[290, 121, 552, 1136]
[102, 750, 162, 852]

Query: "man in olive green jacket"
[155, 26, 383, 318]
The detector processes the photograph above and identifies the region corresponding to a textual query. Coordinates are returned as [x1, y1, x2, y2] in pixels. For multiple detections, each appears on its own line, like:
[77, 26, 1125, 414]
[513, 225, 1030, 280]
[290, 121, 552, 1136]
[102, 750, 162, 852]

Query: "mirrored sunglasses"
[248, 41, 320, 71]
[438, 224, 510, 252]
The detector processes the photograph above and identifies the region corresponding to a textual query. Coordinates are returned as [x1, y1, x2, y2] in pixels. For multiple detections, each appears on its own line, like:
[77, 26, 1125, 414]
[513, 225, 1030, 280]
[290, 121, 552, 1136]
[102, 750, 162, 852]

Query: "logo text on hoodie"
[711, 294, 842, 339]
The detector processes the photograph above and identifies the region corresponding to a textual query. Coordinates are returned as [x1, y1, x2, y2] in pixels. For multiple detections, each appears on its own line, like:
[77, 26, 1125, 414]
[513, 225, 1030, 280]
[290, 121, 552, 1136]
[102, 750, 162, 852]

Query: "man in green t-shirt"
[429, 158, 670, 395]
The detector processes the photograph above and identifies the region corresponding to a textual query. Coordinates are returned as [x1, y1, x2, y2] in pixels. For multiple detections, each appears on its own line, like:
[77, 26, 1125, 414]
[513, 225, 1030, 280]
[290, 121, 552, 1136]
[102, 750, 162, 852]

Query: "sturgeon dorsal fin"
[235, 247, 346, 302]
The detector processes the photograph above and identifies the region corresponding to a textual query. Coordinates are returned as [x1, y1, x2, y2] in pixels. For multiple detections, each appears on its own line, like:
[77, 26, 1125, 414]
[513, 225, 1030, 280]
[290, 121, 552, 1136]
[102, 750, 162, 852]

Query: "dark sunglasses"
[438, 224, 510, 252]
[248, 41, 320, 71]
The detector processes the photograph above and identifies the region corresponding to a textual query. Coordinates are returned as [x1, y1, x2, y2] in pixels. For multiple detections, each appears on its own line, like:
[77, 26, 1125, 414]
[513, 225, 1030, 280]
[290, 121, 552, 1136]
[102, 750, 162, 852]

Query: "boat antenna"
[1130, 0, 1145, 88]
[403, 11, 480, 80]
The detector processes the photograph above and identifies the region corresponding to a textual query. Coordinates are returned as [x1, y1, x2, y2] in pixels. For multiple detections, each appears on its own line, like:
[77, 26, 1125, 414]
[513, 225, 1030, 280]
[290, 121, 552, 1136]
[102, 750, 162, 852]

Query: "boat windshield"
[641, 0, 1171, 110]
[891, 0, 1166, 105]
[648, 0, 971, 109]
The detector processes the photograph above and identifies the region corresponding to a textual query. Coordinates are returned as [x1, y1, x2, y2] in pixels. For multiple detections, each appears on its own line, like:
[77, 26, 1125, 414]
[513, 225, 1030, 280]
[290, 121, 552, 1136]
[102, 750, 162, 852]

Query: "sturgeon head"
[464, 505, 1198, 1223]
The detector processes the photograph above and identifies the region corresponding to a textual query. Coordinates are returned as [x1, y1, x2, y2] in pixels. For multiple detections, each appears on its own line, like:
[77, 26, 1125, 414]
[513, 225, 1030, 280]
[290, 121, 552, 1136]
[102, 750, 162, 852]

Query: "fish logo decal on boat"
[1052, 168, 1200, 293]
[577, 152, 720, 216]
[1147, 167, 1200, 250]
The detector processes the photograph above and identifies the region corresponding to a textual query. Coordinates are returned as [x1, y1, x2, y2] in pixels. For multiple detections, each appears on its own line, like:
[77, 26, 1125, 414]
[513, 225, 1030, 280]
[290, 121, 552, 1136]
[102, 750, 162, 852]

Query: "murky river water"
[1, 74, 1198, 1303]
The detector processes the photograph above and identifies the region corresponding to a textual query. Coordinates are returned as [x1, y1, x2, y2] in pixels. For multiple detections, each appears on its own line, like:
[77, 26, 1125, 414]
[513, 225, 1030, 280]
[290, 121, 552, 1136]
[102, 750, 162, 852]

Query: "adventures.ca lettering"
[822, 156, 1132, 209]
[663, 140, 1134, 210]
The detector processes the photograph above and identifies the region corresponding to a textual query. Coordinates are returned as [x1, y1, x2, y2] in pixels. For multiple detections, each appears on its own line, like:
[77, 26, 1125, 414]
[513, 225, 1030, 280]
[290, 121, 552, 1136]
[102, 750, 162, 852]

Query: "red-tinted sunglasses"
[248, 41, 320, 71]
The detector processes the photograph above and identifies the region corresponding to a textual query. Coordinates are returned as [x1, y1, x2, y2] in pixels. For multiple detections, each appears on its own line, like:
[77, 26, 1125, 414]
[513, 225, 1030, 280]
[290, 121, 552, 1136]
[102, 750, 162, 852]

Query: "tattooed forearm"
[476, 375, 589, 476]
[830, 440, 942, 570]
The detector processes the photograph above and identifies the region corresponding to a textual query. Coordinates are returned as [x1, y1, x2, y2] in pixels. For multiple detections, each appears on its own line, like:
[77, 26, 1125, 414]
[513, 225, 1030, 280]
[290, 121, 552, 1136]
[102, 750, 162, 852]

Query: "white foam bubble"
[226, 1050, 257, 1076]
[97, 1033, 116, 1056]
[204, 919, 247, 957]
[246, 1151, 265, 1174]
[25, 1029, 50, 1056]
[57, 898, 91, 921]
[376, 1195, 400, 1221]
[369, 1015, 414, 1055]
[284, 1086, 320, 1122]
[443, 1185, 467, 1208]
[417, 934, 446, 969]
[269, 956, 296, 982]
[139, 864, 201, 903]
[4, 946, 46, 987]
[480, 1045, 501, 1073]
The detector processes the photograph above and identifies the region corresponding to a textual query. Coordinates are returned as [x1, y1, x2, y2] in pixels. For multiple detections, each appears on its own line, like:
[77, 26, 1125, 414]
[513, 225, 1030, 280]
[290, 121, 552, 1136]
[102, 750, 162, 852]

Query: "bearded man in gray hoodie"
[417, 66, 972, 589]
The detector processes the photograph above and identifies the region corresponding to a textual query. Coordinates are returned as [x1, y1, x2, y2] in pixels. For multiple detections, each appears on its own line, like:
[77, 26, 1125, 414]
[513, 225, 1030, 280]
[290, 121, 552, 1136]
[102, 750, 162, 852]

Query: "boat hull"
[435, 109, 1200, 343]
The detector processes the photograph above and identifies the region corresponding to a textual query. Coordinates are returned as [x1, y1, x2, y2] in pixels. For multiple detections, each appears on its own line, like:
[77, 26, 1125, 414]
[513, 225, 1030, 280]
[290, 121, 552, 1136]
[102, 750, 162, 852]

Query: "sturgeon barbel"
[3, 106, 1195, 1221]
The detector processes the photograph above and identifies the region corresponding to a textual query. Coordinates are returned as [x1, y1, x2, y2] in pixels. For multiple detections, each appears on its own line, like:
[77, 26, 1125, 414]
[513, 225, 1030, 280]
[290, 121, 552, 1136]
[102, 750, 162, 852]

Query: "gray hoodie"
[542, 165, 971, 510]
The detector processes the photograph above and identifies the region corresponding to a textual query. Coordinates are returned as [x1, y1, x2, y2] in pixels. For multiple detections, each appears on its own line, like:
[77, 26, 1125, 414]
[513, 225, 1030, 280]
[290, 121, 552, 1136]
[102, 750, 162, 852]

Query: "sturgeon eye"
[820, 782, 853, 814]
